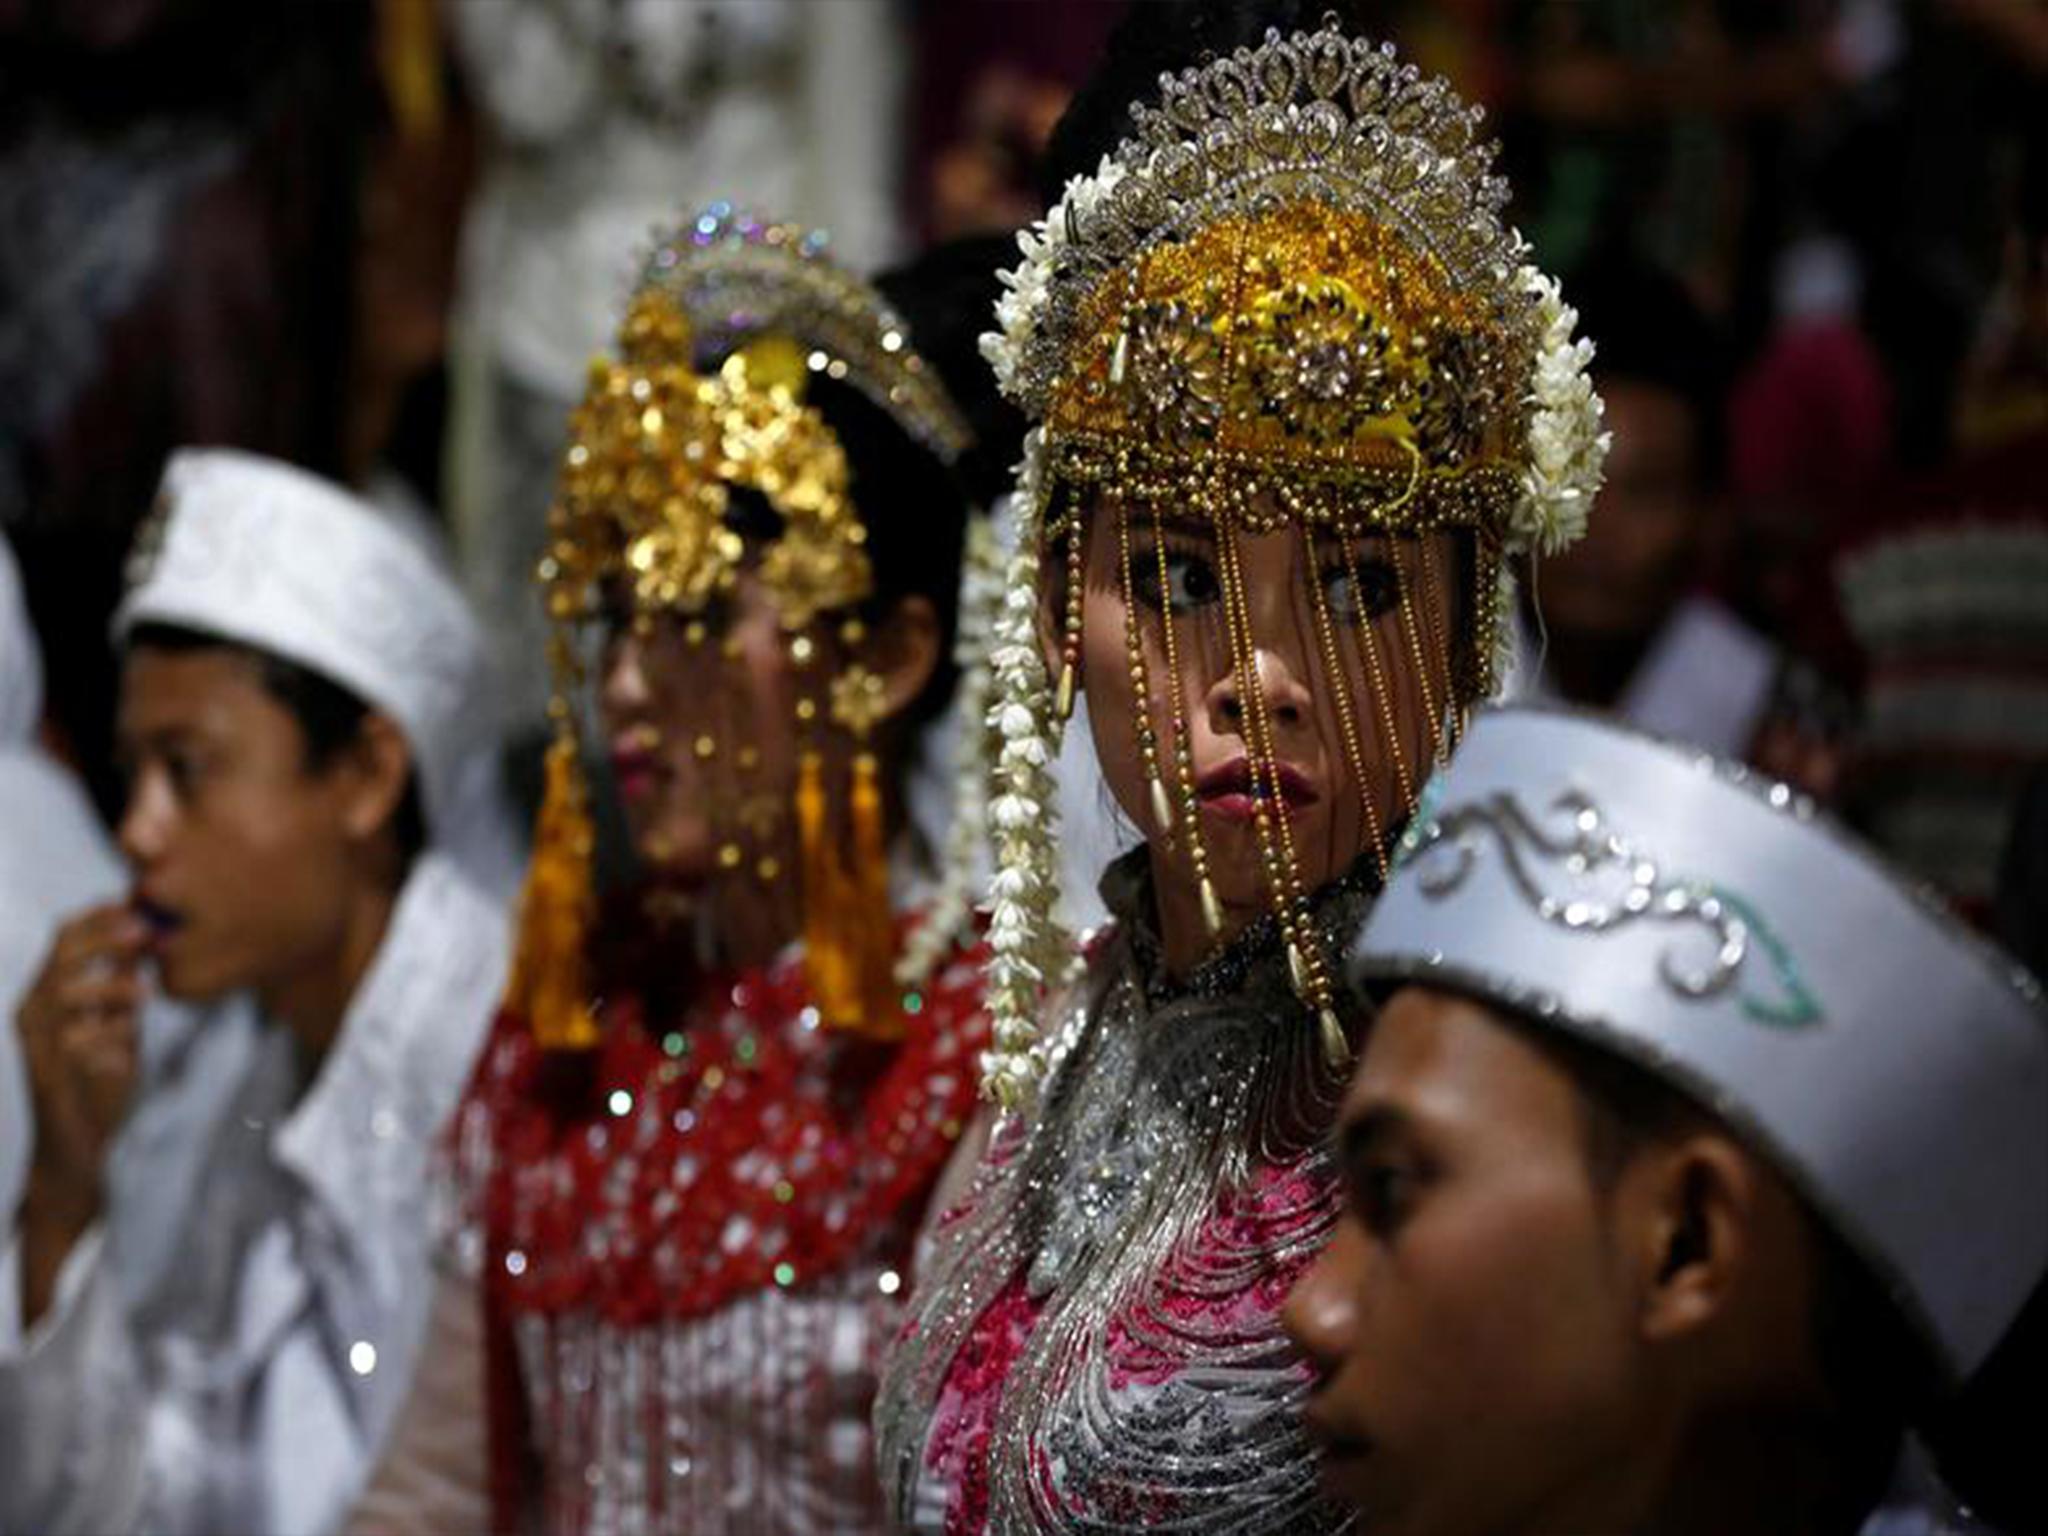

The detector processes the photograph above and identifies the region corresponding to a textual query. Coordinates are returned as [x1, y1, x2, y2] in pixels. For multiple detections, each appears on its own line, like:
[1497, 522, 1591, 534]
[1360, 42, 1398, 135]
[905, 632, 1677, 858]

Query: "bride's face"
[597, 568, 801, 891]
[1059, 491, 1459, 955]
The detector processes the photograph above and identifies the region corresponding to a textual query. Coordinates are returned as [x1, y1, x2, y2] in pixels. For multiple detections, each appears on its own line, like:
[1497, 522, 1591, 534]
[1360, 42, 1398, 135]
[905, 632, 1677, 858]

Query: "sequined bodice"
[512, 1268, 900, 1536]
[876, 857, 1374, 1535]
[455, 929, 990, 1535]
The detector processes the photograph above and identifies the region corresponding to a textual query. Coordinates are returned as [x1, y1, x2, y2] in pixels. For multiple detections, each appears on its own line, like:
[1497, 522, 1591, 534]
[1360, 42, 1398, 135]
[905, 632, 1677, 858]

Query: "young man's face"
[1538, 380, 1701, 640]
[116, 645, 376, 1004]
[1282, 986, 1651, 1536]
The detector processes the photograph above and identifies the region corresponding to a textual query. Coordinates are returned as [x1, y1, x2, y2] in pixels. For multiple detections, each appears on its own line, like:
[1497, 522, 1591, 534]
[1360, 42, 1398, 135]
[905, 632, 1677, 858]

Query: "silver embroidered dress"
[877, 853, 1373, 1534]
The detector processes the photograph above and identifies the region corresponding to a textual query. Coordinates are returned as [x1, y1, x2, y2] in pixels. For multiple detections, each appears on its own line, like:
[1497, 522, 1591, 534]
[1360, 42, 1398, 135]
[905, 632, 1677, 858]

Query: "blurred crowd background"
[2, 0, 2043, 969]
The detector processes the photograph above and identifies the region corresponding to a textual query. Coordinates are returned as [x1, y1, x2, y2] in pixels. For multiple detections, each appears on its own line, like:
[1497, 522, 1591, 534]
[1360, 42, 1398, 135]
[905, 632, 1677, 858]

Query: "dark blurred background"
[2, 0, 2042, 966]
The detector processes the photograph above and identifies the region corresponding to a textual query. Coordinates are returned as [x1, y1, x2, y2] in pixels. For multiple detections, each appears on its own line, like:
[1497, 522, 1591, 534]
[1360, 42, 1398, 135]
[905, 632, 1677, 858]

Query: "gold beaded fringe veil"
[505, 206, 974, 1049]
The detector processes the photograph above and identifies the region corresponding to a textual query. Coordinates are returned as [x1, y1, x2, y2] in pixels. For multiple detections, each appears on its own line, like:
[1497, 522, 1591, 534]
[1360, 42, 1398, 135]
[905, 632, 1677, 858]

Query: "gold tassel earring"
[507, 717, 602, 1050]
[796, 741, 861, 1026]
[826, 638, 902, 1039]
[795, 624, 903, 1040]
[848, 745, 900, 1036]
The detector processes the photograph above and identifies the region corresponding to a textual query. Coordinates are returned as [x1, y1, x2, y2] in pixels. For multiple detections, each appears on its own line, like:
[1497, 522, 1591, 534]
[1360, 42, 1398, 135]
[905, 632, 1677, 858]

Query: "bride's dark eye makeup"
[1127, 539, 1403, 625]
[1320, 554, 1402, 623]
[1130, 541, 1224, 614]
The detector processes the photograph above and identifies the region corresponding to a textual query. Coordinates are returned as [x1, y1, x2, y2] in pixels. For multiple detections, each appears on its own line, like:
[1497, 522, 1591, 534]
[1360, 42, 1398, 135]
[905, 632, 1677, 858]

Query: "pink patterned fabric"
[915, 1162, 1326, 1534]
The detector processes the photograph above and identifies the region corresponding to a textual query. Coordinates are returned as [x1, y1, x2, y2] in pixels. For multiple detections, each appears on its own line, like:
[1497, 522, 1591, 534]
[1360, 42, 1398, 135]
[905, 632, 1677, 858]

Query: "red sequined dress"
[450, 915, 990, 1536]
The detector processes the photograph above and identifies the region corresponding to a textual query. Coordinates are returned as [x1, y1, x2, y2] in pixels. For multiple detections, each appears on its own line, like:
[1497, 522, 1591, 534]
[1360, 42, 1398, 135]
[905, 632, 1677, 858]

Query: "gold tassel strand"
[1146, 495, 1221, 936]
[798, 746, 860, 1030]
[507, 731, 602, 1050]
[1056, 518, 1085, 720]
[1116, 495, 1175, 838]
[1218, 519, 1353, 1075]
[848, 750, 904, 1040]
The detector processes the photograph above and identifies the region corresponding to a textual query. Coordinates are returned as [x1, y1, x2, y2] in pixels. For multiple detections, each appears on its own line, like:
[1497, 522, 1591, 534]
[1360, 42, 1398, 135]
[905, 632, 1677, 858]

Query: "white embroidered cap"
[1349, 706, 2048, 1382]
[115, 449, 496, 853]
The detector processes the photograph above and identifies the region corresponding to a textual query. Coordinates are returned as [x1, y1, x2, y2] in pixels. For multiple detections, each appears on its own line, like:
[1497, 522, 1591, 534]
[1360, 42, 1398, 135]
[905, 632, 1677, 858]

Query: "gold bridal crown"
[546, 206, 977, 636]
[1009, 20, 1540, 539]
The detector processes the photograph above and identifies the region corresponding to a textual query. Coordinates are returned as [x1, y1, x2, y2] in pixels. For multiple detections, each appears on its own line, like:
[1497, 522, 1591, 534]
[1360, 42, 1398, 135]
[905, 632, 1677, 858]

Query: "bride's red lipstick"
[1195, 757, 1319, 822]
[609, 725, 663, 801]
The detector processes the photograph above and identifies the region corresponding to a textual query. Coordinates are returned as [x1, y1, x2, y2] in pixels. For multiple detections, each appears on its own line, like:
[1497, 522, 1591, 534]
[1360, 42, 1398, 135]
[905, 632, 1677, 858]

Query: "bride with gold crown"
[874, 8, 1608, 1532]
[349, 209, 1004, 1536]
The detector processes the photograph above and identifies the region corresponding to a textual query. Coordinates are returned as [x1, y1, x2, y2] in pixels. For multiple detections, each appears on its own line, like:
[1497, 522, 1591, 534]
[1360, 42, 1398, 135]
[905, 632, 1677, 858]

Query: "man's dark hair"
[1564, 245, 1732, 492]
[125, 621, 427, 868]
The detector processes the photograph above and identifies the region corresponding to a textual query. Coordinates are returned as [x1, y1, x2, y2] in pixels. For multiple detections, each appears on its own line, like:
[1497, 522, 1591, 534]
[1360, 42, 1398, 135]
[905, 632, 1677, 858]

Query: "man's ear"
[338, 711, 415, 844]
[866, 595, 942, 726]
[1625, 1133, 1759, 1345]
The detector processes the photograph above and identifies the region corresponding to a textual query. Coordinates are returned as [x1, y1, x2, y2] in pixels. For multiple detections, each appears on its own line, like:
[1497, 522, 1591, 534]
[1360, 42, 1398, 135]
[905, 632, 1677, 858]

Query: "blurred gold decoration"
[829, 663, 890, 739]
[375, 0, 444, 143]
[504, 728, 601, 1050]
[546, 290, 870, 635]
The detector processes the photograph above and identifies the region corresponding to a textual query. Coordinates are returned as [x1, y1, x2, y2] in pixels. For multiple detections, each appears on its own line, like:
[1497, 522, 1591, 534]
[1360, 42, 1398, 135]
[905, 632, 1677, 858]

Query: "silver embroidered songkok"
[1352, 707, 2048, 1384]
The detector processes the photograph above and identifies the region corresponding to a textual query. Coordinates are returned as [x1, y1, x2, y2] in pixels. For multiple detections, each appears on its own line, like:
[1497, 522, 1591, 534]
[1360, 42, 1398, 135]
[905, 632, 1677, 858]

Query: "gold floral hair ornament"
[974, 19, 1610, 1106]
[544, 288, 870, 637]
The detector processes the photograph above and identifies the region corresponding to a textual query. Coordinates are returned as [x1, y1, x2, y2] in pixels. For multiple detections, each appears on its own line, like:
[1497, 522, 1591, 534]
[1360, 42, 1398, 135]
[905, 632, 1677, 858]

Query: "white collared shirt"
[0, 851, 508, 1536]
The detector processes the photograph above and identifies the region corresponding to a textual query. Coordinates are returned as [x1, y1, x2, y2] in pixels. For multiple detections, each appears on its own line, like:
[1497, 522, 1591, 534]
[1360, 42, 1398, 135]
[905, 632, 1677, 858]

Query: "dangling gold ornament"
[794, 658, 906, 1040]
[503, 728, 602, 1051]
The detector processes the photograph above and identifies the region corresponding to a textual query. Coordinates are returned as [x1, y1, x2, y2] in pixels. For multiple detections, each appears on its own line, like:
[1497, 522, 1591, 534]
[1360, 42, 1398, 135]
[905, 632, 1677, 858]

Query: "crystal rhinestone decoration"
[647, 204, 972, 467]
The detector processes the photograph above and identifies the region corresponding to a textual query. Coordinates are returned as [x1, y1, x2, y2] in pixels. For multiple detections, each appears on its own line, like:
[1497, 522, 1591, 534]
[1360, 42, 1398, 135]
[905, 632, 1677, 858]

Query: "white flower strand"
[981, 157, 1125, 407]
[977, 431, 1075, 1106]
[895, 513, 1007, 989]
[1512, 265, 1610, 560]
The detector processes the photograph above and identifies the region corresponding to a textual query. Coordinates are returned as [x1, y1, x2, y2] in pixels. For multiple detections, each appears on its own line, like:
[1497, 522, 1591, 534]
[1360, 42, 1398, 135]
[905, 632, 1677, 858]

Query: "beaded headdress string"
[506, 208, 975, 1050]
[976, 19, 1609, 1103]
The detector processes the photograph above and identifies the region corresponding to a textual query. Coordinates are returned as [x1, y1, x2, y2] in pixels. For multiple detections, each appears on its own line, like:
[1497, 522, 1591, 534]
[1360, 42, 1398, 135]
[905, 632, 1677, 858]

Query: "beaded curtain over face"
[977, 19, 1608, 1104]
[508, 209, 974, 1049]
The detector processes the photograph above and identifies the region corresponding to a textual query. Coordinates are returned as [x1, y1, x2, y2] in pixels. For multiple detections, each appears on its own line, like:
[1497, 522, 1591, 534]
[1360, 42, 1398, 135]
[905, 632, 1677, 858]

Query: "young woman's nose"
[1209, 645, 1315, 736]
[601, 630, 653, 715]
